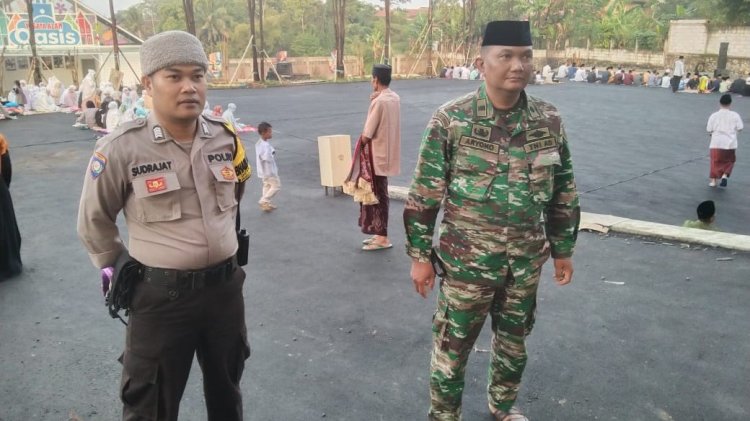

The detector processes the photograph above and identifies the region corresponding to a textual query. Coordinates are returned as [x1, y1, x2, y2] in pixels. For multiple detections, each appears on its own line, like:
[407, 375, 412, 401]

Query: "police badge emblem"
[90, 152, 107, 179]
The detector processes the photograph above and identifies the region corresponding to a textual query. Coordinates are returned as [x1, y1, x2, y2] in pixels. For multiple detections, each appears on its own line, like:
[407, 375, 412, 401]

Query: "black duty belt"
[142, 257, 237, 293]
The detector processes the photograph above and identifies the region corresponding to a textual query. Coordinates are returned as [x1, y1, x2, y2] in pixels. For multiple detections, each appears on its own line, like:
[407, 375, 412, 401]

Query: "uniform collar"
[146, 113, 216, 143]
[474, 83, 544, 122]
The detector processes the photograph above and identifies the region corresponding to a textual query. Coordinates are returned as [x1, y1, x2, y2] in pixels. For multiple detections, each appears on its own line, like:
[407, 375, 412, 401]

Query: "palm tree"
[197, 0, 230, 51]
[25, 0, 42, 85]
[118, 7, 145, 39]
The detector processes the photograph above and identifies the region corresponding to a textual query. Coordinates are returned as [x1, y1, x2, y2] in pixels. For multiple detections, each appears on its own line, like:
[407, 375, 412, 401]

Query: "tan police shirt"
[77, 113, 251, 270]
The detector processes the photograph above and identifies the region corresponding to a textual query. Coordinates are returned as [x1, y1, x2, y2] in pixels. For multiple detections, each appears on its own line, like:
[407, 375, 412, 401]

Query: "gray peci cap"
[140, 31, 209, 76]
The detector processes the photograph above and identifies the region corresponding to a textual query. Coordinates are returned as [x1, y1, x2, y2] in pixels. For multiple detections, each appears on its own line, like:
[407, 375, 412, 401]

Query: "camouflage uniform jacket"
[404, 84, 580, 284]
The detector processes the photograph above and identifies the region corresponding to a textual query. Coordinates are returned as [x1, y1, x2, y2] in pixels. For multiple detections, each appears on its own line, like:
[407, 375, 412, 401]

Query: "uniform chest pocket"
[454, 136, 501, 174]
[131, 172, 182, 222]
[528, 149, 561, 204]
[210, 164, 238, 212]
[449, 137, 501, 202]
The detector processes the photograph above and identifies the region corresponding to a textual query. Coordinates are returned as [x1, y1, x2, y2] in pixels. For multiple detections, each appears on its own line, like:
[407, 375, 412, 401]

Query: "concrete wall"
[666, 20, 710, 55]
[707, 27, 750, 58]
[667, 19, 750, 59]
[226, 56, 365, 82]
[392, 52, 466, 76]
[664, 20, 750, 76]
[540, 48, 666, 68]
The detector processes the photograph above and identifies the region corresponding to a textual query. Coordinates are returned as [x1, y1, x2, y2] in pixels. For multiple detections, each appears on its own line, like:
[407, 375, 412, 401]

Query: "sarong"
[710, 148, 736, 179]
[359, 175, 389, 236]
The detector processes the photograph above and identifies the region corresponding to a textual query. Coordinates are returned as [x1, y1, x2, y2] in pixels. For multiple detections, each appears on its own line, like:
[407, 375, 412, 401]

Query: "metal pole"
[108, 0, 120, 71]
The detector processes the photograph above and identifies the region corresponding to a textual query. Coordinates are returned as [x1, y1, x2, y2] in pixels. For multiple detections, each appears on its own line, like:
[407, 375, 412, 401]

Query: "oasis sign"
[6, 2, 82, 46]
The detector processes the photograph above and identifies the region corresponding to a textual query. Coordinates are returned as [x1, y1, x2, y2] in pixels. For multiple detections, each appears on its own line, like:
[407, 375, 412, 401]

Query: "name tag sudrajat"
[206, 152, 233, 164]
[131, 161, 173, 177]
[459, 136, 500, 154]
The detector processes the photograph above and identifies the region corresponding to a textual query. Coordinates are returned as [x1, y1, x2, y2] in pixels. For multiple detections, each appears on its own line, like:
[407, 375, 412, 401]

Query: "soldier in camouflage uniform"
[403, 21, 580, 421]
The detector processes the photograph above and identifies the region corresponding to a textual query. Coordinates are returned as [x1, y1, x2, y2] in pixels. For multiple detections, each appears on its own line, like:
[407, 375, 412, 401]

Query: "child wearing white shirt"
[255, 122, 280, 211]
[706, 94, 743, 187]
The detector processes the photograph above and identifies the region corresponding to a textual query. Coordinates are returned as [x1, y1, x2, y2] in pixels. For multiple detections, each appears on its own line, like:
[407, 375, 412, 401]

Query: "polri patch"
[523, 137, 558, 153]
[90, 152, 107, 179]
[146, 176, 167, 193]
[221, 166, 235, 180]
[459, 136, 500, 154]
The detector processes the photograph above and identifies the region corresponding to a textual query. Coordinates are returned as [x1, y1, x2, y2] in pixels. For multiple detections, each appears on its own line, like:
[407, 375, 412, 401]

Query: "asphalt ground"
[209, 79, 749, 235]
[0, 82, 749, 420]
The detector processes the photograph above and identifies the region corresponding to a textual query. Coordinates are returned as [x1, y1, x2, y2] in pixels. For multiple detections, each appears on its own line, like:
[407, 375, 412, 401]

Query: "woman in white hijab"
[79, 69, 97, 106]
[221, 103, 245, 132]
[105, 101, 121, 130]
[61, 85, 78, 109]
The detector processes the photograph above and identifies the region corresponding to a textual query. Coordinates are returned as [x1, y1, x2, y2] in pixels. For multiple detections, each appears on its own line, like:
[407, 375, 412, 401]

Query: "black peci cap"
[697, 200, 715, 220]
[482, 21, 532, 47]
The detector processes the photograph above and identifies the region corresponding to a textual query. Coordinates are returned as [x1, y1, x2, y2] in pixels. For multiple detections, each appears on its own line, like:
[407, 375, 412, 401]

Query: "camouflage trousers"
[428, 268, 541, 421]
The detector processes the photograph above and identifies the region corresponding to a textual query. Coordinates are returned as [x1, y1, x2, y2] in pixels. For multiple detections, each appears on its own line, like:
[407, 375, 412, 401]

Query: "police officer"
[404, 21, 580, 421]
[77, 31, 252, 420]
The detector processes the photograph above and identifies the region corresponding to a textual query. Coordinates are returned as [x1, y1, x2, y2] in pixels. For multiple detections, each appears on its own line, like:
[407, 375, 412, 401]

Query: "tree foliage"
[114, 0, 750, 63]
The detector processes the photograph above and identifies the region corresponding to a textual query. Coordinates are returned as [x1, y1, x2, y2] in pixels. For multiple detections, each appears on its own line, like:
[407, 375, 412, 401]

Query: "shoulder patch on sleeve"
[89, 152, 107, 179]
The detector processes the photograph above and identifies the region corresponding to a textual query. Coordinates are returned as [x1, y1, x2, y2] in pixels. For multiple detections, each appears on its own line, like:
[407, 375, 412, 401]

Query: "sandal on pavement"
[489, 404, 529, 421]
[362, 242, 393, 251]
[362, 236, 378, 245]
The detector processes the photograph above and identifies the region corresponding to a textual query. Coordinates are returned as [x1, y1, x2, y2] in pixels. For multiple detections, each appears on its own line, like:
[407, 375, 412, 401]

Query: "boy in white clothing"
[706, 94, 743, 187]
[255, 122, 280, 211]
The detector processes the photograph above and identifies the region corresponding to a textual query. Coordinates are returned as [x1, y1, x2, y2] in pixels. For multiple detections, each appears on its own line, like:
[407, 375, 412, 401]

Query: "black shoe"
[720, 177, 728, 187]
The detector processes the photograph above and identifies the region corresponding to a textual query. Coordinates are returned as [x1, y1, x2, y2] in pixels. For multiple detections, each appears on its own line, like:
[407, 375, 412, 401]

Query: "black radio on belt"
[236, 228, 249, 266]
